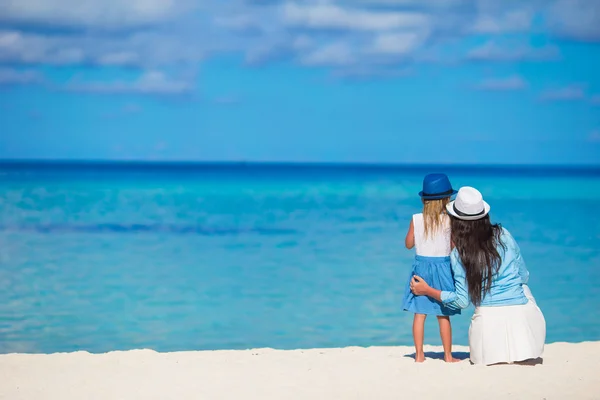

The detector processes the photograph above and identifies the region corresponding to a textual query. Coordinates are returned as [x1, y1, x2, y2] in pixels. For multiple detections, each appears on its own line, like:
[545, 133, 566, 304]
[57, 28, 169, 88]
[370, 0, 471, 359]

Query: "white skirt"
[469, 285, 546, 366]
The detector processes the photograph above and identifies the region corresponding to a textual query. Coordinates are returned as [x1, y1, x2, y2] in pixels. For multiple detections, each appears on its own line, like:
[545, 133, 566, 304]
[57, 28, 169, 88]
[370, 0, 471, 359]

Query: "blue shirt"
[440, 228, 529, 309]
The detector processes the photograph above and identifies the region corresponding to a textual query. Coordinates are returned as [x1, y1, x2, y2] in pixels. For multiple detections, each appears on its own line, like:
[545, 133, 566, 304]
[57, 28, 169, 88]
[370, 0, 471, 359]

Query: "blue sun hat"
[418, 173, 457, 200]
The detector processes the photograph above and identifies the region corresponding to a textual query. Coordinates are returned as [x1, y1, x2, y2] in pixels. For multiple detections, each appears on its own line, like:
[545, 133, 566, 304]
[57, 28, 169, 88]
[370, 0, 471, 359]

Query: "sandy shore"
[1, 342, 598, 400]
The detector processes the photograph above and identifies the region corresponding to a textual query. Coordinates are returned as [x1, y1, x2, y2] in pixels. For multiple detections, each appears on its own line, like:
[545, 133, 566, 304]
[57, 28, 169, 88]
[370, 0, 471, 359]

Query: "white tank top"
[413, 213, 451, 257]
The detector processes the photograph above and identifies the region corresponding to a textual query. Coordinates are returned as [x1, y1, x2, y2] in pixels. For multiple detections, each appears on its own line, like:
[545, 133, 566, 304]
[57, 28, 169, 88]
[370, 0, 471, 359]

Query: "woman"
[410, 186, 546, 365]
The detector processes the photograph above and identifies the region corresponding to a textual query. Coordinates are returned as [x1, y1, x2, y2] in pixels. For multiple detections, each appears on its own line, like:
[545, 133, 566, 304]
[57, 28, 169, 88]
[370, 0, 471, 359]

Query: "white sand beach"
[1, 342, 598, 400]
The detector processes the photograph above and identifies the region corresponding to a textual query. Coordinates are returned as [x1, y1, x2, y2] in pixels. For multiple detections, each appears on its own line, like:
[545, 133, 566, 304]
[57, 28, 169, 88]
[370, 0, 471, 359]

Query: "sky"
[0, 0, 599, 165]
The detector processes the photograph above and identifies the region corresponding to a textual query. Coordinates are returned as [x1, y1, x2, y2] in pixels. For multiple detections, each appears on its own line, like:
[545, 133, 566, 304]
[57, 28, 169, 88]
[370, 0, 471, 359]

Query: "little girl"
[402, 173, 460, 363]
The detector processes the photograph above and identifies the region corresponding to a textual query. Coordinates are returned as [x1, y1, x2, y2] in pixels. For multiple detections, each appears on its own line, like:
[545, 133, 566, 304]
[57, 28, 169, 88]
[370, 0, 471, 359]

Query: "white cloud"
[0, 29, 204, 67]
[540, 85, 586, 101]
[0, 0, 599, 87]
[0, 67, 44, 85]
[468, 0, 537, 33]
[471, 9, 533, 33]
[301, 42, 355, 66]
[348, 0, 466, 6]
[66, 71, 194, 96]
[282, 2, 430, 31]
[122, 103, 143, 114]
[102, 103, 143, 118]
[244, 34, 313, 65]
[97, 52, 142, 66]
[0, 0, 192, 29]
[589, 130, 600, 142]
[214, 14, 264, 34]
[467, 41, 560, 62]
[474, 75, 527, 91]
[546, 0, 600, 41]
[331, 65, 412, 81]
[370, 32, 425, 55]
[0, 30, 85, 64]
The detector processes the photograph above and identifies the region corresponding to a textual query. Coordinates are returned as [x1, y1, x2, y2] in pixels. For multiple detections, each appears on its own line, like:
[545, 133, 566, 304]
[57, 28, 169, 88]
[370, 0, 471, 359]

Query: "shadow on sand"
[404, 351, 470, 361]
[497, 358, 544, 366]
[403, 352, 544, 366]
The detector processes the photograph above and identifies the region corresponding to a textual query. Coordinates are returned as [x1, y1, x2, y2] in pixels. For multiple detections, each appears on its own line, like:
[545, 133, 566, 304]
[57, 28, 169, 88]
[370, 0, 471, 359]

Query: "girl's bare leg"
[413, 313, 426, 362]
[437, 316, 460, 362]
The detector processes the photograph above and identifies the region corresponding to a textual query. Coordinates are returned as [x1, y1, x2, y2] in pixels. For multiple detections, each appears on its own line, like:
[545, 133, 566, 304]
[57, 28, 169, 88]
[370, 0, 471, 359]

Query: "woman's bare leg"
[437, 316, 459, 362]
[413, 313, 426, 362]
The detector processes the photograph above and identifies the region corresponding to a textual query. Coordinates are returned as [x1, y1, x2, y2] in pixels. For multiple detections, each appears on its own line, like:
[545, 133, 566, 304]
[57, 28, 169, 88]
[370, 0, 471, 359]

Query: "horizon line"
[1, 158, 600, 170]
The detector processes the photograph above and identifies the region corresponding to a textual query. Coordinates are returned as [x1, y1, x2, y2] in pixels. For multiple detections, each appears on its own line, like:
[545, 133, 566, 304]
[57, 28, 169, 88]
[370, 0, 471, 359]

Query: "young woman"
[410, 186, 546, 365]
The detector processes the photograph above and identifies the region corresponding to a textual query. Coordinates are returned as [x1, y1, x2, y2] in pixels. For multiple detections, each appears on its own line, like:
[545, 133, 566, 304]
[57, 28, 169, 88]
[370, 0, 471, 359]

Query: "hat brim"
[419, 189, 458, 200]
[446, 200, 491, 220]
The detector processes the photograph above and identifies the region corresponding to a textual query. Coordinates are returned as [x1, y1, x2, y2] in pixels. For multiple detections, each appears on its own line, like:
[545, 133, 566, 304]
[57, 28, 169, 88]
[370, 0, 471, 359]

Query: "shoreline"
[1, 342, 599, 399]
[0, 340, 596, 356]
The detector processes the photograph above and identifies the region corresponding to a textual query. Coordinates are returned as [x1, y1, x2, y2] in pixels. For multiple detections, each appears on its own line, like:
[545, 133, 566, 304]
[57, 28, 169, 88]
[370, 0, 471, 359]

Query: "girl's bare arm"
[405, 219, 415, 249]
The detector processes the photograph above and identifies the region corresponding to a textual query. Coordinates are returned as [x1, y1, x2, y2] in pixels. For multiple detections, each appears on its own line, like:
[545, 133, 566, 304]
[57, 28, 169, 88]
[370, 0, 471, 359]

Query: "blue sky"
[0, 0, 599, 164]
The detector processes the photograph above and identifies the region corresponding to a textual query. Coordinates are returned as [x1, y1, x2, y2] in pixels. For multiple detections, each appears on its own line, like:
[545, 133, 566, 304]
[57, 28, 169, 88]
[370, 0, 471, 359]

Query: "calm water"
[0, 163, 599, 354]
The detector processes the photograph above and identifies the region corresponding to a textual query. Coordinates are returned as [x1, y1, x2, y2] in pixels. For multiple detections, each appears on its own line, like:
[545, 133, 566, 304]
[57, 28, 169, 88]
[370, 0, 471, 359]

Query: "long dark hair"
[450, 215, 506, 306]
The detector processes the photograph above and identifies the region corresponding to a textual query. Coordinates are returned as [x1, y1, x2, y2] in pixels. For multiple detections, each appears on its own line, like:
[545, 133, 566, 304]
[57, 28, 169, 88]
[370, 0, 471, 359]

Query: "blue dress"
[402, 255, 460, 316]
[402, 213, 460, 316]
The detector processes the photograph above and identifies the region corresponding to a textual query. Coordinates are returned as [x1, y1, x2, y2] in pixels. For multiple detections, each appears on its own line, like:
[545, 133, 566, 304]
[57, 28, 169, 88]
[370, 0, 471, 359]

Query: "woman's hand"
[410, 275, 432, 296]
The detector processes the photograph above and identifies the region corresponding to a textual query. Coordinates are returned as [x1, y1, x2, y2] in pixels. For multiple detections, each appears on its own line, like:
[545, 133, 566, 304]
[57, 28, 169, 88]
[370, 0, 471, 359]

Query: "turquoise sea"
[0, 162, 599, 354]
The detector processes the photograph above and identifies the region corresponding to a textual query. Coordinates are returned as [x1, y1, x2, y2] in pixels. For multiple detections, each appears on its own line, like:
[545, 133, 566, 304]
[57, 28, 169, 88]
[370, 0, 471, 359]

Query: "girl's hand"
[410, 275, 431, 296]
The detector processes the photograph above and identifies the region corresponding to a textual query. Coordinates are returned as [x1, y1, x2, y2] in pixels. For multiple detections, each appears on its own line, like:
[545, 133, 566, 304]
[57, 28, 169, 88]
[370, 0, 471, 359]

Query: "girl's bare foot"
[415, 353, 425, 362]
[444, 355, 460, 363]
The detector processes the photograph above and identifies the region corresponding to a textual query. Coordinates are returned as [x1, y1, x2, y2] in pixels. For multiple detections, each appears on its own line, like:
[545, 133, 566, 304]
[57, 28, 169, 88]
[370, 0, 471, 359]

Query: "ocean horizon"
[1, 162, 599, 353]
[2, 159, 600, 170]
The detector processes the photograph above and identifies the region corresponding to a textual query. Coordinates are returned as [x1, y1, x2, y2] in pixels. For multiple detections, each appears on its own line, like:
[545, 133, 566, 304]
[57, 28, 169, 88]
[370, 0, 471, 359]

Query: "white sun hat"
[446, 186, 491, 220]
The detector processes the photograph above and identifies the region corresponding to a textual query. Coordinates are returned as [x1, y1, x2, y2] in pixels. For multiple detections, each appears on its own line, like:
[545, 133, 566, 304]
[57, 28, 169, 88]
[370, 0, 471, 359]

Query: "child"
[402, 173, 460, 363]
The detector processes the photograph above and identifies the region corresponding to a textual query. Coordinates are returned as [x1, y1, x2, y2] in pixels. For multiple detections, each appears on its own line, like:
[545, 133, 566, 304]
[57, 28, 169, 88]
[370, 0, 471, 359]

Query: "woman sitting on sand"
[410, 186, 546, 365]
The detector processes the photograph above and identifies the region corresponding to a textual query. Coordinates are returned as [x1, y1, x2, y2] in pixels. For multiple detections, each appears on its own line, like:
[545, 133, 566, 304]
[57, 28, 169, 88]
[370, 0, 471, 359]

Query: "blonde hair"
[422, 197, 450, 239]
